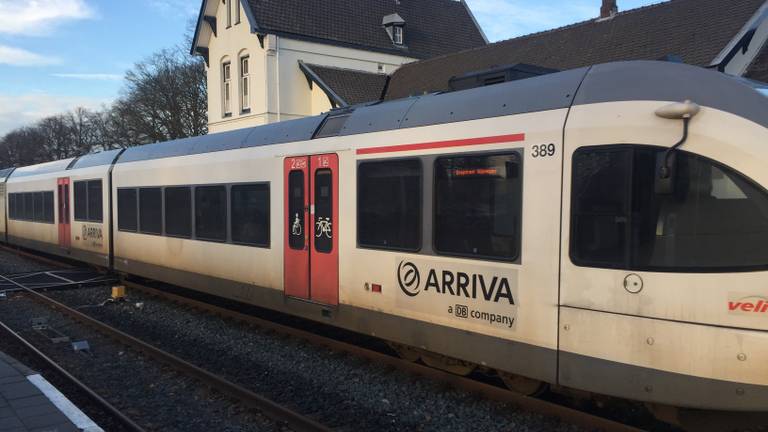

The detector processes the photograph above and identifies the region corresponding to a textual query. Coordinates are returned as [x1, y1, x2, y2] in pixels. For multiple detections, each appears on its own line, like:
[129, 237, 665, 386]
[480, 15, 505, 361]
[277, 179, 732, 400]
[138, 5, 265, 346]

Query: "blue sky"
[0, 0, 662, 136]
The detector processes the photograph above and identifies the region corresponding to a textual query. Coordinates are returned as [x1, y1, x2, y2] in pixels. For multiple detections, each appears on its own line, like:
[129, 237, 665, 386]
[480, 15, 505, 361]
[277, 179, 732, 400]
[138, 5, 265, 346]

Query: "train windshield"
[571, 146, 768, 272]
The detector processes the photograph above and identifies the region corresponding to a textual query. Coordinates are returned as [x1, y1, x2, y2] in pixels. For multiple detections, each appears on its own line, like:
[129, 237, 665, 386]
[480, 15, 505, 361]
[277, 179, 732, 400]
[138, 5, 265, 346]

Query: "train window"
[288, 171, 305, 250]
[88, 180, 103, 222]
[33, 192, 43, 221]
[43, 191, 54, 223]
[358, 159, 421, 251]
[195, 185, 227, 241]
[139, 187, 162, 235]
[314, 169, 333, 253]
[9, 193, 15, 219]
[165, 186, 192, 238]
[571, 146, 768, 271]
[571, 148, 630, 266]
[118, 189, 138, 232]
[434, 153, 522, 261]
[74, 181, 88, 221]
[23, 193, 33, 220]
[231, 184, 269, 247]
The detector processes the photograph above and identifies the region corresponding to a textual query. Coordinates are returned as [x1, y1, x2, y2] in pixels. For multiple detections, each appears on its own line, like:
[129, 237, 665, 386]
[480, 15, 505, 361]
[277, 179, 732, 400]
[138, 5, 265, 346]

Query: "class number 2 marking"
[531, 143, 556, 158]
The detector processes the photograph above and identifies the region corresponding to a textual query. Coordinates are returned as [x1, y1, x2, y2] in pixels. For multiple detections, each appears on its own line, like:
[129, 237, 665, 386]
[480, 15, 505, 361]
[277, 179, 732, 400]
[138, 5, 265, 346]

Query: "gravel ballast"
[44, 284, 583, 432]
[0, 248, 586, 431]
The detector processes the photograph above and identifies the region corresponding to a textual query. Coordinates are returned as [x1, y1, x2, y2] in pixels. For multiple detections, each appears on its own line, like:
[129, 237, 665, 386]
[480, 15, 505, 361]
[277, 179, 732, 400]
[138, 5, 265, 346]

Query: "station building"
[190, 0, 488, 133]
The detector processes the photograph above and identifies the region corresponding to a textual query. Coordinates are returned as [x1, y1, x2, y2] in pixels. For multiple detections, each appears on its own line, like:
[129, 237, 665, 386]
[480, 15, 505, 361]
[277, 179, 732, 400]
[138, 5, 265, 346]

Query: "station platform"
[0, 351, 102, 432]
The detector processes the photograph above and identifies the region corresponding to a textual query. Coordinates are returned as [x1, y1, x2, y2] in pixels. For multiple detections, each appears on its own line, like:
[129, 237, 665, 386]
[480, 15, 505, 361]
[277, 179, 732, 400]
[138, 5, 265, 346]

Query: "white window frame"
[240, 56, 250, 111]
[393, 26, 404, 45]
[222, 62, 232, 116]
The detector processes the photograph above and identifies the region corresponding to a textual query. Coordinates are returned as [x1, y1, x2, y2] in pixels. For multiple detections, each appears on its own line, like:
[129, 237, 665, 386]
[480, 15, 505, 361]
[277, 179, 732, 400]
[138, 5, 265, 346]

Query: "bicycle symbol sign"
[315, 217, 332, 239]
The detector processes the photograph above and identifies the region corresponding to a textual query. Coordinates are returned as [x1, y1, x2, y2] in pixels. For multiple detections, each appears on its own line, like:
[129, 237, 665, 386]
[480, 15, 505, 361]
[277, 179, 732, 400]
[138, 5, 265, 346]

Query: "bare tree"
[0, 127, 48, 167]
[113, 48, 207, 145]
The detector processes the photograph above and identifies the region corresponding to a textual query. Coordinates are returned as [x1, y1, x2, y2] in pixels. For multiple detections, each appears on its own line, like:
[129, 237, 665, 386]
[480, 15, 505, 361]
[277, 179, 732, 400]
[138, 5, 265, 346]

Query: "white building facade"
[191, 0, 487, 133]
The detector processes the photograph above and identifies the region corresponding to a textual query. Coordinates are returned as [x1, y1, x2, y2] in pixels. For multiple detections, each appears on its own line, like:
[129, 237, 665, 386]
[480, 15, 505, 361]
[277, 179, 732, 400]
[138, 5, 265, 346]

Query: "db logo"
[397, 261, 421, 297]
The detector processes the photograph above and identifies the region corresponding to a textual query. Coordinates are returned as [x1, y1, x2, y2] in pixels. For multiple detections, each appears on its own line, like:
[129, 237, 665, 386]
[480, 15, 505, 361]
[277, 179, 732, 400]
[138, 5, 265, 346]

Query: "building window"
[139, 187, 162, 235]
[226, 0, 232, 28]
[434, 152, 522, 261]
[240, 56, 250, 112]
[234, 0, 240, 24]
[195, 185, 227, 241]
[358, 159, 421, 251]
[117, 189, 138, 232]
[222, 62, 232, 116]
[231, 183, 269, 247]
[73, 180, 103, 222]
[571, 146, 768, 271]
[393, 26, 404, 45]
[165, 186, 192, 238]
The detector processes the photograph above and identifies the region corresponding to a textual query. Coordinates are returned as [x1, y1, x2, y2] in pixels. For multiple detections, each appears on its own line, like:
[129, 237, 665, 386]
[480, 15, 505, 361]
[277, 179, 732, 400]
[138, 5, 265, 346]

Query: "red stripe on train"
[356, 133, 526, 155]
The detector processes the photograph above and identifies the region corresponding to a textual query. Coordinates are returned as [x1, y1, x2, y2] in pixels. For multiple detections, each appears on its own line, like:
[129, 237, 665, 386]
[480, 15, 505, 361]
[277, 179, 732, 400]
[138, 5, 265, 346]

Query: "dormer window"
[382, 13, 406, 46]
[393, 25, 404, 45]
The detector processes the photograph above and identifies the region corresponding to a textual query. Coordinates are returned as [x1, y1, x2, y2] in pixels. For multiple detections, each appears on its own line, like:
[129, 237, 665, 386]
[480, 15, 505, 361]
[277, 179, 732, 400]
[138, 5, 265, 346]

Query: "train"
[2, 60, 768, 418]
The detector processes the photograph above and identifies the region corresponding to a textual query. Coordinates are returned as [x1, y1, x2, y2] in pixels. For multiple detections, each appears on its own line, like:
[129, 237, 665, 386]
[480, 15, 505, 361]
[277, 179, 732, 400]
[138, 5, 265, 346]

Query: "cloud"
[466, 0, 598, 41]
[0, 0, 95, 36]
[0, 45, 59, 66]
[0, 92, 111, 137]
[52, 73, 123, 81]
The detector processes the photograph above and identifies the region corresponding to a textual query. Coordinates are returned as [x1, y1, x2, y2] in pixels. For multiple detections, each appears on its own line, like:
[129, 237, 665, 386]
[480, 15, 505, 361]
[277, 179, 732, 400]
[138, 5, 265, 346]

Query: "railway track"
[0, 317, 146, 432]
[0, 244, 646, 432]
[0, 260, 331, 432]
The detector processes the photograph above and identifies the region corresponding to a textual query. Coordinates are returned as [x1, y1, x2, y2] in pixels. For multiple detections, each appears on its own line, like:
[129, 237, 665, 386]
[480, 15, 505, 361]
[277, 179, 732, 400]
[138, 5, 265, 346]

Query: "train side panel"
[66, 165, 113, 267]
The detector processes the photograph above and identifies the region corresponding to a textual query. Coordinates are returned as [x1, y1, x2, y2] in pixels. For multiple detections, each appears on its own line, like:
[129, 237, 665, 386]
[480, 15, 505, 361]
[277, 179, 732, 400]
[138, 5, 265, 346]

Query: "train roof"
[68, 148, 124, 170]
[3, 60, 767, 177]
[9, 158, 76, 179]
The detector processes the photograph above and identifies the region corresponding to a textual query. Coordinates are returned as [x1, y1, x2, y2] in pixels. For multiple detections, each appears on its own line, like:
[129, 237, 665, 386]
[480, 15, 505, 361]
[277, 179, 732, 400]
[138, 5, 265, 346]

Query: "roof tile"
[246, 0, 487, 59]
[385, 0, 766, 99]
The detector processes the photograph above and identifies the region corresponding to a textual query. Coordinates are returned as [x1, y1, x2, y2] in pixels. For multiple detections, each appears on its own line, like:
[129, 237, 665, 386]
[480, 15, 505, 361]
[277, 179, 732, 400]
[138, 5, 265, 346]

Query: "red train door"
[57, 177, 70, 249]
[283, 154, 339, 305]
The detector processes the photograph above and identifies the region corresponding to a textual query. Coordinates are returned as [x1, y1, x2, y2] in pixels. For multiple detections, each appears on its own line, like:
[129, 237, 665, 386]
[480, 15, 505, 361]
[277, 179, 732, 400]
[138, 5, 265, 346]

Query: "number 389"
[531, 143, 556, 158]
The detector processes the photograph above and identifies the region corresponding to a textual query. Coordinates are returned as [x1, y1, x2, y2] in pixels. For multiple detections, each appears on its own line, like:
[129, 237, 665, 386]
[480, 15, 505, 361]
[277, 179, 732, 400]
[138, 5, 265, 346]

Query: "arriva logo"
[396, 260, 515, 305]
[397, 261, 421, 296]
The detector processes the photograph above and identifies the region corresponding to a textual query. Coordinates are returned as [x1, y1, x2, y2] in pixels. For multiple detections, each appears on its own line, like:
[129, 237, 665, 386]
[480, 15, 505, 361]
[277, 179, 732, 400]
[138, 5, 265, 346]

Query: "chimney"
[600, 0, 618, 19]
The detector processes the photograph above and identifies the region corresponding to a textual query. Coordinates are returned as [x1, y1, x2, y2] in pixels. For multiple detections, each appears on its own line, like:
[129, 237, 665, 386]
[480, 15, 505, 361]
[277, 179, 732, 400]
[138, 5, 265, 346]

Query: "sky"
[0, 0, 663, 137]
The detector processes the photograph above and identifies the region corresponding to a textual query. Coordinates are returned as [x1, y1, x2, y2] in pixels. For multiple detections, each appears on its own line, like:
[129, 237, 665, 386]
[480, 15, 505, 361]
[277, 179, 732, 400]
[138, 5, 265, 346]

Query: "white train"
[3, 60, 768, 415]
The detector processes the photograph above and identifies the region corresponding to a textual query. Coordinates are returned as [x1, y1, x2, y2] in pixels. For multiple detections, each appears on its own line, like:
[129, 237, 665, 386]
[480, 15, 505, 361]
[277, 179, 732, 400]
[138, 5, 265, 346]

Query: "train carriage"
[6, 149, 122, 267]
[4, 60, 768, 414]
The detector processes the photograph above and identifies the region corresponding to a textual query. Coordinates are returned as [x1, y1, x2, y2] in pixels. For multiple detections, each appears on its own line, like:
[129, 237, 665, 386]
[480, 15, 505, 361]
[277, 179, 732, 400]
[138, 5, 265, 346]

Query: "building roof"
[300, 63, 388, 107]
[242, 0, 487, 59]
[385, 0, 767, 99]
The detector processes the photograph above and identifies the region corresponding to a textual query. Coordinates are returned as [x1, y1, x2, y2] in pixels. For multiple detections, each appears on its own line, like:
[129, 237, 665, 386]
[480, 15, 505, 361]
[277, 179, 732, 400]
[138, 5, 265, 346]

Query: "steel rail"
[124, 281, 646, 432]
[0, 272, 330, 432]
[0, 319, 146, 432]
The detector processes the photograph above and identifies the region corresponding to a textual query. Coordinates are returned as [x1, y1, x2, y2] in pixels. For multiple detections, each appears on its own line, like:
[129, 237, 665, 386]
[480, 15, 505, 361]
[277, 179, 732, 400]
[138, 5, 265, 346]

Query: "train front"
[558, 61, 768, 416]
